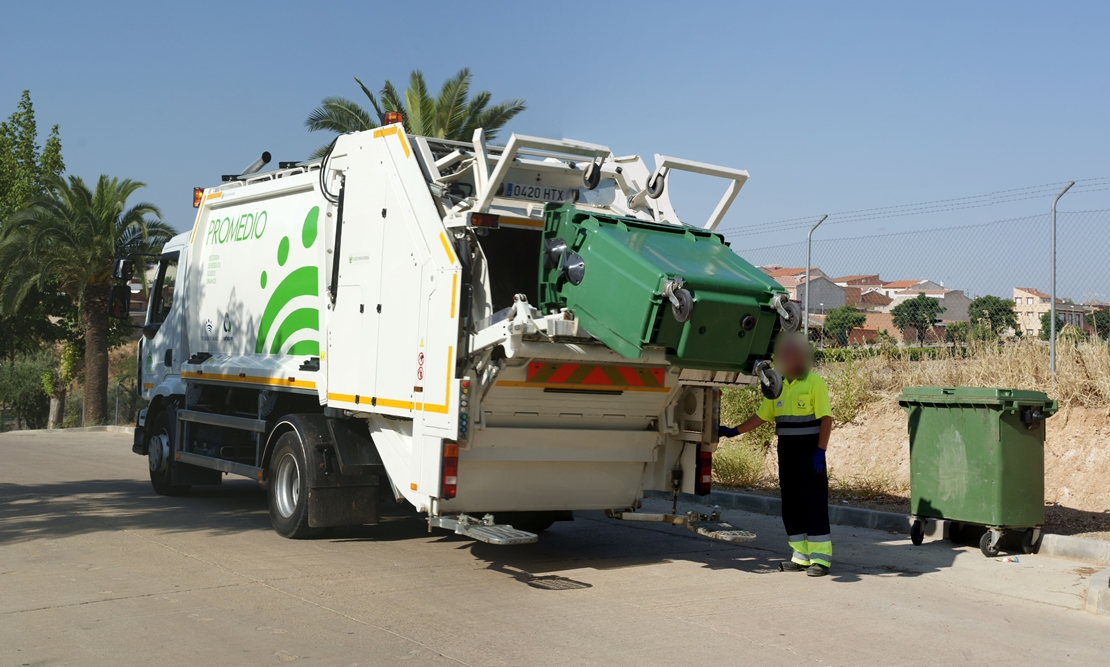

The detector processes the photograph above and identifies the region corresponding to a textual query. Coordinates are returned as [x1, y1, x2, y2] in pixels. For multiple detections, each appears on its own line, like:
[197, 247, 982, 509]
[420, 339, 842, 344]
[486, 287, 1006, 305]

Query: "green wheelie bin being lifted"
[898, 387, 1058, 557]
[538, 203, 799, 395]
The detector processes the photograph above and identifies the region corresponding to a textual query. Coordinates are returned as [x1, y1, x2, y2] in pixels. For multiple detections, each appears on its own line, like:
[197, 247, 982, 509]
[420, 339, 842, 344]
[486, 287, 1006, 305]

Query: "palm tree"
[305, 68, 526, 156]
[0, 175, 173, 425]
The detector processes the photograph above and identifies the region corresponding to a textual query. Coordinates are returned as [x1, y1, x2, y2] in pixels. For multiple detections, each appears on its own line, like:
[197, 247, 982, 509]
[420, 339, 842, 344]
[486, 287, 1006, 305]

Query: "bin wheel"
[671, 288, 694, 323]
[583, 160, 602, 190]
[979, 531, 1000, 558]
[1021, 528, 1037, 554]
[779, 301, 803, 332]
[647, 172, 666, 199]
[910, 520, 925, 546]
[759, 368, 783, 400]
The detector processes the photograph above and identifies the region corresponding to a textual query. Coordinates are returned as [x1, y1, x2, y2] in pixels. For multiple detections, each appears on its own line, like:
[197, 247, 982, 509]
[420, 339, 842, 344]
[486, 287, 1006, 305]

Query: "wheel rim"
[275, 452, 301, 519]
[148, 433, 169, 472]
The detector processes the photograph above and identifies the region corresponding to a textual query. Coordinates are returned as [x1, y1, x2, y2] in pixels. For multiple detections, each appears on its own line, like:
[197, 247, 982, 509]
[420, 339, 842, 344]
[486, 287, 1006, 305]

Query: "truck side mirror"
[113, 258, 135, 281]
[108, 284, 132, 321]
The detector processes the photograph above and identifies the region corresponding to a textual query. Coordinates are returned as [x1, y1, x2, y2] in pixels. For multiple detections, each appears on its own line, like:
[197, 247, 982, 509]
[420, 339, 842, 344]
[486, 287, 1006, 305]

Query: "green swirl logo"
[255, 207, 320, 355]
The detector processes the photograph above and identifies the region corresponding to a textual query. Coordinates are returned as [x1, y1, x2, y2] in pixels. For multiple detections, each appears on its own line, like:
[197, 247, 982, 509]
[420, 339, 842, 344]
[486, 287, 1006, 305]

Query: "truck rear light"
[383, 111, 404, 125]
[695, 446, 713, 496]
[442, 442, 459, 499]
[468, 212, 500, 229]
[193, 187, 203, 208]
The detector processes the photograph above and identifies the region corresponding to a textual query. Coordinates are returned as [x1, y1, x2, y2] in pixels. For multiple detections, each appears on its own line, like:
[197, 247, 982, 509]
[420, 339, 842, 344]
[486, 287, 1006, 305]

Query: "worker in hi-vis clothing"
[719, 332, 834, 576]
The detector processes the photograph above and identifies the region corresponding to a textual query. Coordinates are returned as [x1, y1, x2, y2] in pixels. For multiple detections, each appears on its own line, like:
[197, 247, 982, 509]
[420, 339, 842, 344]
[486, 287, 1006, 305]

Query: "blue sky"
[3, 1, 1109, 296]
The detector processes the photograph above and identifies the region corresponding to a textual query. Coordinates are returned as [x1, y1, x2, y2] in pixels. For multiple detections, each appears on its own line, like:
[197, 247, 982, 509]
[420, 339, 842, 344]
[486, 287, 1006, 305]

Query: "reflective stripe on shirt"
[775, 414, 820, 436]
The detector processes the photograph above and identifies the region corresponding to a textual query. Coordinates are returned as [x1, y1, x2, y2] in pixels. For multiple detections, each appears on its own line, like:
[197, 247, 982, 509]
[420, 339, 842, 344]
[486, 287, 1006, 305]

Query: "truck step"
[462, 524, 539, 545]
[429, 514, 539, 545]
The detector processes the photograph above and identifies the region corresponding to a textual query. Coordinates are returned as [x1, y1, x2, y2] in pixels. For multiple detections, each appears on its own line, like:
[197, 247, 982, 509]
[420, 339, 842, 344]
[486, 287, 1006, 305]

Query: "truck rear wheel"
[268, 431, 322, 539]
[148, 408, 190, 496]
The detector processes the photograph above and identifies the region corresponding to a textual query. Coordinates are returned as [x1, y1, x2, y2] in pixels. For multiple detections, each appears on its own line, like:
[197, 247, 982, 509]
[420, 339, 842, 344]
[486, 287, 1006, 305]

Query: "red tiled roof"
[883, 279, 924, 289]
[1015, 287, 1051, 299]
[833, 274, 882, 284]
[860, 291, 892, 305]
[892, 289, 955, 297]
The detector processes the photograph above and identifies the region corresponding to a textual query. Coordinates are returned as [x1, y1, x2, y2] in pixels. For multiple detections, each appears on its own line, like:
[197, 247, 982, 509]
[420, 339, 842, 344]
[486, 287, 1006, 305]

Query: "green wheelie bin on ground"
[897, 387, 1057, 557]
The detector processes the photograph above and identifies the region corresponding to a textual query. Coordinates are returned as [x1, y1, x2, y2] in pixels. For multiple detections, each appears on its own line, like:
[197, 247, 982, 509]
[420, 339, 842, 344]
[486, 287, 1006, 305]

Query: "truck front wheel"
[148, 409, 190, 496]
[268, 432, 322, 539]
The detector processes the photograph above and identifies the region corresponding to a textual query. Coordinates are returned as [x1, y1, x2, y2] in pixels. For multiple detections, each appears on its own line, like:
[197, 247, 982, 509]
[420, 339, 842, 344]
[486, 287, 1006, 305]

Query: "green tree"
[822, 305, 866, 346]
[0, 350, 55, 430]
[891, 293, 945, 343]
[945, 321, 968, 344]
[306, 68, 526, 156]
[1039, 311, 1064, 340]
[0, 175, 173, 425]
[0, 91, 69, 362]
[966, 294, 1017, 337]
[1086, 309, 1110, 340]
[0, 91, 64, 220]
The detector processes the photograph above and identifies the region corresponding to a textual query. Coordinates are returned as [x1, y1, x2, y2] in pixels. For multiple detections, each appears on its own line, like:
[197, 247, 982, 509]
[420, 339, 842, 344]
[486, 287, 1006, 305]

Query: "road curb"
[1086, 568, 1110, 616]
[644, 488, 1110, 566]
[1, 425, 135, 435]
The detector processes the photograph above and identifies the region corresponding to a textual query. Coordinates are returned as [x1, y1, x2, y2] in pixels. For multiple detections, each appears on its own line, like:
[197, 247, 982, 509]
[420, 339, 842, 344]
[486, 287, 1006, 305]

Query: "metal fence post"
[115, 378, 124, 426]
[1050, 182, 1074, 381]
[804, 215, 828, 337]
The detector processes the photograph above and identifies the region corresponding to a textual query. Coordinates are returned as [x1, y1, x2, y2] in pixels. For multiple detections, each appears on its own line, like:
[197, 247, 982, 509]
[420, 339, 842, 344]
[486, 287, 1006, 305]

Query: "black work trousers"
[777, 435, 832, 566]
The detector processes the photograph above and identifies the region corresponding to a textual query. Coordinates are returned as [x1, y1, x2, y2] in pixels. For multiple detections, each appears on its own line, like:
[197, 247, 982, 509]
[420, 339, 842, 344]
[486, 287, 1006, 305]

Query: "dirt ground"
[728, 398, 1110, 541]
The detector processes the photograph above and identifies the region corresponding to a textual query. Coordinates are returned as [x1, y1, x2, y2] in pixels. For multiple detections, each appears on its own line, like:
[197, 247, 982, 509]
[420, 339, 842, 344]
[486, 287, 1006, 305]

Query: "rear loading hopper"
[538, 203, 792, 373]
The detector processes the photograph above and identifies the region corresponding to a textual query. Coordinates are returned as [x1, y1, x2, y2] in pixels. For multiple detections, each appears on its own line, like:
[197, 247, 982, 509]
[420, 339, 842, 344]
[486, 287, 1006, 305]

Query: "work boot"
[779, 561, 807, 572]
[806, 564, 829, 577]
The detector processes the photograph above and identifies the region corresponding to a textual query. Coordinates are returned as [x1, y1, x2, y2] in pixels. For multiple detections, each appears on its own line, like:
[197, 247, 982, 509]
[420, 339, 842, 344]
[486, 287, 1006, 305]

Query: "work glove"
[718, 425, 740, 438]
[813, 448, 827, 475]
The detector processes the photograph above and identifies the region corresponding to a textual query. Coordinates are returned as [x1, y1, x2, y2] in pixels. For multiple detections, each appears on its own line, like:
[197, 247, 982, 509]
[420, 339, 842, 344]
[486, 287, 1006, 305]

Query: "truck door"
[143, 252, 182, 391]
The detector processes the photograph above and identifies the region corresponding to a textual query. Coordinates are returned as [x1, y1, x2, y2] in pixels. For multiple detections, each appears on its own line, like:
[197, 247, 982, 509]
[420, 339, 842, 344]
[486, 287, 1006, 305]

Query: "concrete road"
[1, 430, 1108, 667]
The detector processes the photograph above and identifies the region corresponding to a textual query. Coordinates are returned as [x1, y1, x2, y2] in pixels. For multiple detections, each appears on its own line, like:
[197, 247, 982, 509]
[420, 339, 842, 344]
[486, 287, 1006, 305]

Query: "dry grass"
[713, 440, 770, 488]
[831, 334, 1110, 407]
[825, 355, 873, 423]
[830, 464, 906, 501]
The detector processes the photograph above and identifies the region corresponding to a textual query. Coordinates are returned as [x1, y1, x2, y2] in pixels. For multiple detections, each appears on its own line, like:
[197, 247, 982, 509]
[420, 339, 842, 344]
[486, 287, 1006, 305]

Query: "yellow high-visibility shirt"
[756, 372, 831, 437]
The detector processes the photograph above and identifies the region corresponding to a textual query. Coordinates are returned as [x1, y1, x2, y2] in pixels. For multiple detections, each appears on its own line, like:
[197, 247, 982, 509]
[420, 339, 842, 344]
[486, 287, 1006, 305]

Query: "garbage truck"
[110, 121, 800, 544]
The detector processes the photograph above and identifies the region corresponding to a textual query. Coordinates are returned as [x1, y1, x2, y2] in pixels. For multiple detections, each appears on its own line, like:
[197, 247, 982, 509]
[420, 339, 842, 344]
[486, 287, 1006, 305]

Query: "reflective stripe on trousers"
[788, 534, 811, 565]
[809, 534, 832, 566]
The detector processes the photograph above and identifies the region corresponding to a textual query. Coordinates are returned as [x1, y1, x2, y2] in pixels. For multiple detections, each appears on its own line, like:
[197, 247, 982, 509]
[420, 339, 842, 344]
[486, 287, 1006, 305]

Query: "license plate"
[503, 182, 574, 203]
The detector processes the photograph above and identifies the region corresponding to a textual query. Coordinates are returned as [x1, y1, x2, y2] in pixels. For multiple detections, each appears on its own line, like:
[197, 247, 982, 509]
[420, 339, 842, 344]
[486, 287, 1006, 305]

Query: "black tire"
[647, 172, 665, 199]
[760, 368, 783, 400]
[1021, 528, 1038, 554]
[779, 301, 803, 332]
[910, 520, 925, 546]
[671, 288, 694, 323]
[148, 408, 190, 496]
[979, 531, 1000, 558]
[267, 431, 322, 539]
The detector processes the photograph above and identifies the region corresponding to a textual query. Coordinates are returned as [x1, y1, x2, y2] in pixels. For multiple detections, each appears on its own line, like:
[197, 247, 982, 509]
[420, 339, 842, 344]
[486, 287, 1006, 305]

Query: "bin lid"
[898, 386, 1055, 407]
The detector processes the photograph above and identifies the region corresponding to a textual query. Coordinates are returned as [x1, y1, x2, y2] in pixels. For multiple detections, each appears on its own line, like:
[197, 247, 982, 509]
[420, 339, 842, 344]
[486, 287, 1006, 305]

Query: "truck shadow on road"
[463, 513, 975, 587]
[0, 479, 976, 586]
[0, 478, 272, 544]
